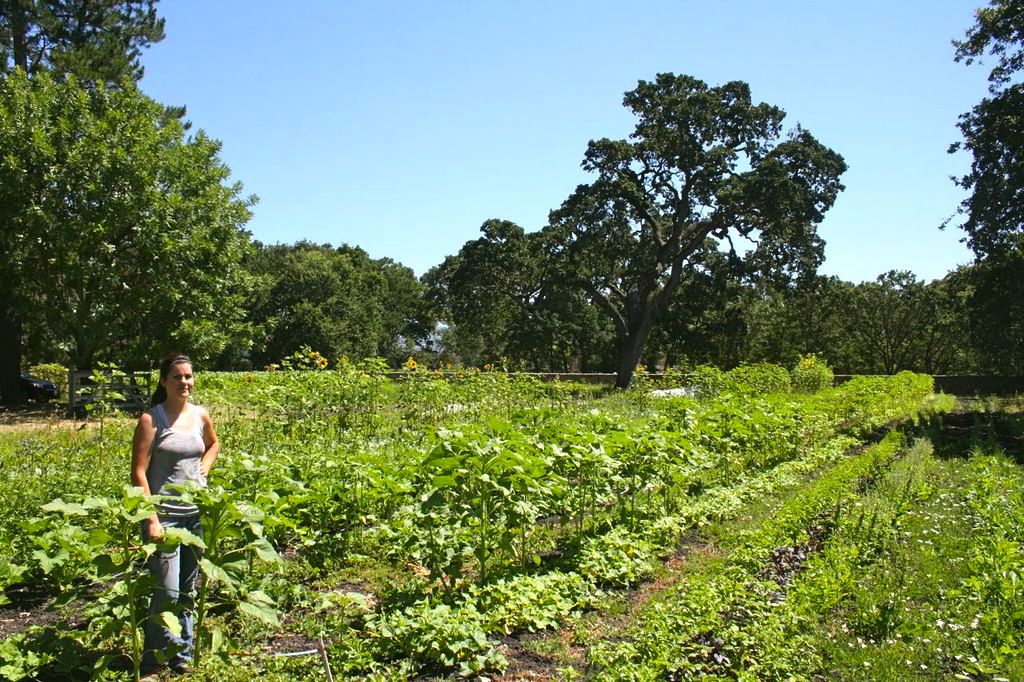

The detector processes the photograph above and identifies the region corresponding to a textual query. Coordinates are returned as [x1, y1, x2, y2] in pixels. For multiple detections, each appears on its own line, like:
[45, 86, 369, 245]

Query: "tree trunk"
[0, 296, 24, 406]
[71, 333, 96, 372]
[614, 315, 658, 389]
[611, 278, 674, 389]
[10, 0, 31, 73]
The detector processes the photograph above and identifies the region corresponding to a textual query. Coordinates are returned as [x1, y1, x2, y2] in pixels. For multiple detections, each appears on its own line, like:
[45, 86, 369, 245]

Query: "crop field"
[0, 362, 1021, 681]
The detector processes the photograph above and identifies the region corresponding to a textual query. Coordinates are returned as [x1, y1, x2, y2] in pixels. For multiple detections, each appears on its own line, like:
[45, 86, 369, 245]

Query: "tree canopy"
[6, 9, 1019, 394]
[0, 71, 254, 402]
[425, 219, 618, 371]
[0, 0, 164, 83]
[545, 73, 847, 387]
[0, 0, 171, 403]
[950, 0, 1024, 259]
[956, 251, 1024, 374]
[246, 241, 434, 368]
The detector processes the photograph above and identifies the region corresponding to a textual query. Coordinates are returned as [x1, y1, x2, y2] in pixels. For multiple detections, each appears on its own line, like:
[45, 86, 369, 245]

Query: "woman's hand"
[146, 517, 164, 542]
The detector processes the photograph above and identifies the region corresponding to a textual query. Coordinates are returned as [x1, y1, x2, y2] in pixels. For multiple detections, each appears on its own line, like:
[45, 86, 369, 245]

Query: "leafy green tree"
[917, 275, 974, 374]
[843, 271, 967, 375]
[247, 241, 432, 367]
[378, 256, 437, 363]
[0, 0, 164, 82]
[741, 275, 860, 373]
[645, 243, 750, 370]
[950, 2, 1024, 377]
[545, 74, 847, 388]
[423, 220, 540, 367]
[528, 266, 617, 372]
[957, 252, 1024, 374]
[950, 0, 1024, 258]
[0, 0, 168, 402]
[0, 72, 254, 402]
[425, 220, 616, 371]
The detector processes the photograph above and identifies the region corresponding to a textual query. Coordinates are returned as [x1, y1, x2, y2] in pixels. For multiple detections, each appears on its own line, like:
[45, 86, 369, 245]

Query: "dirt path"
[0, 405, 139, 434]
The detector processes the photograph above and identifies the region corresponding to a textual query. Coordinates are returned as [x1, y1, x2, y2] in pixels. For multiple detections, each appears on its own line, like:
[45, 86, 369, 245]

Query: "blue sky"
[140, 0, 990, 284]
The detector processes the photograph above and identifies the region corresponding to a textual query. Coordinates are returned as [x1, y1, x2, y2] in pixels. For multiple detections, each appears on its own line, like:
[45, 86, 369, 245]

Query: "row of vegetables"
[0, 367, 943, 679]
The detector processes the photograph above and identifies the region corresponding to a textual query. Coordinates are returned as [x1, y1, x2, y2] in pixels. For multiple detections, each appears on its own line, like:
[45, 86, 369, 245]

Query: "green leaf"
[162, 527, 207, 549]
[33, 548, 68, 574]
[92, 653, 118, 674]
[237, 599, 280, 627]
[199, 557, 233, 588]
[220, 558, 248, 580]
[92, 553, 121, 577]
[425, 456, 462, 471]
[209, 625, 226, 654]
[249, 537, 280, 563]
[159, 610, 182, 638]
[245, 589, 275, 606]
[40, 499, 87, 516]
[81, 496, 109, 511]
[86, 528, 114, 547]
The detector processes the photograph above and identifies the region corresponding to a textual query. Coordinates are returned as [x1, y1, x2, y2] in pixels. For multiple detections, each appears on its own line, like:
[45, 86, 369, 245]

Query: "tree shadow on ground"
[919, 397, 1024, 463]
[0, 402, 69, 426]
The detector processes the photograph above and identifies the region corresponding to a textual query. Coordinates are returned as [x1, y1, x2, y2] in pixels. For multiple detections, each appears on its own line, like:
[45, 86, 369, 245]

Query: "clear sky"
[140, 0, 990, 285]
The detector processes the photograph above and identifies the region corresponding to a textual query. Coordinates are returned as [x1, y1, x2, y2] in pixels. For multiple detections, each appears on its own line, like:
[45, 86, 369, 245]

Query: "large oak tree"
[948, 1, 1024, 376]
[843, 271, 965, 375]
[424, 219, 616, 371]
[545, 74, 847, 388]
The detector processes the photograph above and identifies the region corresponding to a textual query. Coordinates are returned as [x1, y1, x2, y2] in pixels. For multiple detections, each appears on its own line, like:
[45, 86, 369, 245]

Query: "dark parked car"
[21, 372, 60, 403]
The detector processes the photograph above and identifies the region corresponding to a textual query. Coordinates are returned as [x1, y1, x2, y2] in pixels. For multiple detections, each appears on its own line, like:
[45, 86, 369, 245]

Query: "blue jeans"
[142, 513, 203, 668]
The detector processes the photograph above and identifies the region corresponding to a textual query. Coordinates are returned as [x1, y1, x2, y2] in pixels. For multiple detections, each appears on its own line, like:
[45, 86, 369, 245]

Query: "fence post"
[317, 637, 334, 682]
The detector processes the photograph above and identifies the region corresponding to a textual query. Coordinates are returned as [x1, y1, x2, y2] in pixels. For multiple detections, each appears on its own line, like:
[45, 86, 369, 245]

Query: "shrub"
[660, 365, 693, 389]
[366, 600, 506, 676]
[578, 527, 658, 586]
[28, 363, 68, 400]
[725, 362, 792, 395]
[791, 354, 834, 394]
[689, 365, 727, 396]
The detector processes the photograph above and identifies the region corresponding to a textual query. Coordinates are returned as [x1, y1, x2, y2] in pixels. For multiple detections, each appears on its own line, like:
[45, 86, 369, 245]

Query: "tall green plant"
[418, 422, 549, 586]
[183, 484, 282, 662]
[791, 354, 834, 393]
[23, 487, 205, 681]
[81, 363, 127, 460]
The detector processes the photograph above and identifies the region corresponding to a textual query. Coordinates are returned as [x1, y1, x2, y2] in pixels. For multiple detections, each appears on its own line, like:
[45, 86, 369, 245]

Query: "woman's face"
[160, 362, 195, 399]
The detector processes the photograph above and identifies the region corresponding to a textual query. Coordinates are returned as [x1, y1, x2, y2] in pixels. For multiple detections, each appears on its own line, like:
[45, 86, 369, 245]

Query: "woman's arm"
[131, 412, 162, 539]
[131, 411, 155, 490]
[198, 407, 220, 477]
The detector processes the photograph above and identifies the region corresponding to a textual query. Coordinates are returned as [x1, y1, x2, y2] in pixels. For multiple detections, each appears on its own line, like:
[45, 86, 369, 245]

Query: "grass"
[800, 443, 1024, 681]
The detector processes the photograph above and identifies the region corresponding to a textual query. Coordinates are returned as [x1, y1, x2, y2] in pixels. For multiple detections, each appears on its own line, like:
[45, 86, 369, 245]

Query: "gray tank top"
[147, 403, 206, 516]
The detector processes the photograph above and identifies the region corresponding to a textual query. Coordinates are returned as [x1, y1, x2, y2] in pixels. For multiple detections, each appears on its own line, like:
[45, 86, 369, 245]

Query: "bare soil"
[0, 584, 62, 639]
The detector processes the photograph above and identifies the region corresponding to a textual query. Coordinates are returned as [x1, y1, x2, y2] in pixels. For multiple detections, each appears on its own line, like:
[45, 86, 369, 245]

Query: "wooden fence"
[68, 370, 151, 416]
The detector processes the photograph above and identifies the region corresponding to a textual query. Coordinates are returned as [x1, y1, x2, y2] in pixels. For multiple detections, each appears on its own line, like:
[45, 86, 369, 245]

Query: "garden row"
[0, 364, 944, 679]
[583, 419, 1024, 680]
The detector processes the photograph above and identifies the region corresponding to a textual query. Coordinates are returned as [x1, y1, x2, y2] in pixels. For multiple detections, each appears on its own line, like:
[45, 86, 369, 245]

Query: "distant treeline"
[15, 235, 1023, 379]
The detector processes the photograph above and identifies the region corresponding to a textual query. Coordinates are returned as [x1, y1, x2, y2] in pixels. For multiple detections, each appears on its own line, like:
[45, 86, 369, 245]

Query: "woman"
[131, 354, 220, 673]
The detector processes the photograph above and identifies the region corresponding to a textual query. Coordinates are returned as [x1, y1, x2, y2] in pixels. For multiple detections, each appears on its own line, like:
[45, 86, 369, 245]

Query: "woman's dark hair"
[150, 354, 193, 406]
